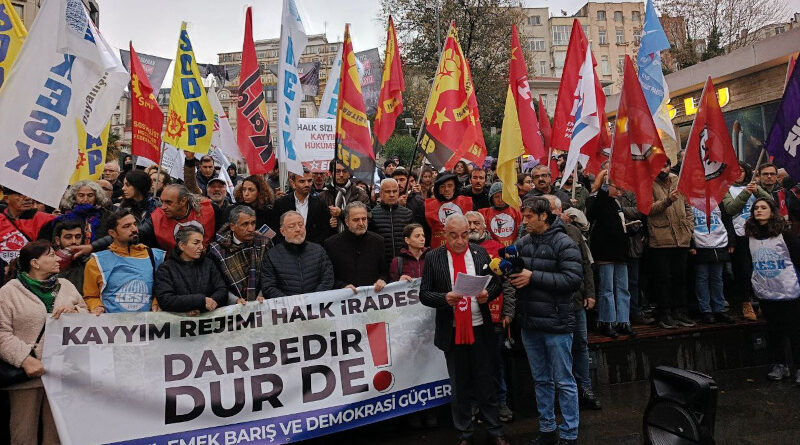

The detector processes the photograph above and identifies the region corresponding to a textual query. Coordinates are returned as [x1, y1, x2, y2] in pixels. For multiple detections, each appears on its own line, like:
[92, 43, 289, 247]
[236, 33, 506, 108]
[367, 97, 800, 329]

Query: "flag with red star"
[418, 23, 486, 170]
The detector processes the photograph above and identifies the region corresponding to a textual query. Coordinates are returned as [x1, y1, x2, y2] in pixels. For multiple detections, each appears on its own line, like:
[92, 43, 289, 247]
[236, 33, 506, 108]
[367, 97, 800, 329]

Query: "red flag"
[419, 23, 486, 170]
[609, 56, 667, 214]
[336, 24, 376, 184]
[129, 42, 163, 164]
[538, 95, 551, 151]
[509, 25, 545, 159]
[237, 7, 274, 174]
[677, 76, 742, 225]
[551, 20, 610, 174]
[374, 16, 405, 145]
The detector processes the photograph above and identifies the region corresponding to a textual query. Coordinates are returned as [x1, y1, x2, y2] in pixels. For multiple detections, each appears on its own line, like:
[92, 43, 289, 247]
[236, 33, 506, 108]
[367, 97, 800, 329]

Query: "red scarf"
[448, 247, 474, 345]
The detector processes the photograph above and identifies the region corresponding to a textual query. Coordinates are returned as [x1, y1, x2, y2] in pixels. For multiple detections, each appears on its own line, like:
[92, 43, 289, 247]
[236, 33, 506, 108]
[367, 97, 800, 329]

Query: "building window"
[601, 56, 610, 75]
[12, 3, 22, 18]
[616, 28, 625, 44]
[633, 29, 641, 43]
[599, 28, 607, 44]
[527, 38, 546, 51]
[554, 51, 567, 70]
[541, 94, 548, 110]
[614, 11, 623, 22]
[632, 10, 641, 22]
[539, 60, 547, 76]
[552, 25, 570, 45]
[527, 15, 541, 26]
[597, 10, 606, 20]
[776, 26, 786, 34]
[300, 108, 307, 118]
[618, 55, 625, 68]
[582, 25, 590, 37]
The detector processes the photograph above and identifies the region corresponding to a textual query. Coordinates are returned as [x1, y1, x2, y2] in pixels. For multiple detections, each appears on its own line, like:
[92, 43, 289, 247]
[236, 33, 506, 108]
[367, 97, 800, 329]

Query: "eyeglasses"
[761, 172, 777, 176]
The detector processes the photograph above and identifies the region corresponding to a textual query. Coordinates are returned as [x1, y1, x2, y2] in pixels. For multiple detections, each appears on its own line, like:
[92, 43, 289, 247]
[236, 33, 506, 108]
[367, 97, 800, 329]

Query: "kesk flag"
[237, 7, 274, 174]
[70, 120, 111, 184]
[318, 44, 343, 119]
[509, 25, 545, 159]
[551, 20, 610, 174]
[374, 16, 405, 145]
[208, 86, 243, 162]
[129, 42, 163, 164]
[678, 76, 741, 223]
[419, 23, 486, 170]
[163, 22, 214, 154]
[336, 24, 375, 184]
[0, 0, 127, 207]
[609, 56, 667, 215]
[637, 0, 676, 140]
[0, 0, 26, 89]
[562, 43, 601, 184]
[769, 57, 800, 180]
[277, 0, 309, 175]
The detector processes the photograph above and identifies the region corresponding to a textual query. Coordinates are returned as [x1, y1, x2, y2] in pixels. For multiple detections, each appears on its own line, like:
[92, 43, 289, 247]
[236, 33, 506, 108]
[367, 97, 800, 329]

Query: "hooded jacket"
[648, 173, 693, 248]
[424, 173, 473, 248]
[513, 218, 583, 333]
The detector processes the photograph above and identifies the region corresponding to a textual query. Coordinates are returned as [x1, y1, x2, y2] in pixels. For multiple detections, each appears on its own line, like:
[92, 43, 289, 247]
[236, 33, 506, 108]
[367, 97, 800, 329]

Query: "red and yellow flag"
[419, 23, 486, 170]
[237, 7, 273, 174]
[509, 25, 545, 159]
[129, 42, 164, 164]
[336, 24, 376, 184]
[374, 16, 405, 145]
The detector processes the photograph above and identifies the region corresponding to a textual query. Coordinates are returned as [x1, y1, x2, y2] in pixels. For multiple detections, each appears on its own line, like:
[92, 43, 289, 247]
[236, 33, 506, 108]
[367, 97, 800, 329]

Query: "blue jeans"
[572, 308, 591, 389]
[627, 259, 641, 316]
[598, 262, 631, 323]
[521, 329, 579, 440]
[695, 263, 725, 313]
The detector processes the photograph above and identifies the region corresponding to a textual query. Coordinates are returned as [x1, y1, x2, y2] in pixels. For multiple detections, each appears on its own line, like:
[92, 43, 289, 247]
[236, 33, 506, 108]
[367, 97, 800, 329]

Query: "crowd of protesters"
[1, 150, 799, 445]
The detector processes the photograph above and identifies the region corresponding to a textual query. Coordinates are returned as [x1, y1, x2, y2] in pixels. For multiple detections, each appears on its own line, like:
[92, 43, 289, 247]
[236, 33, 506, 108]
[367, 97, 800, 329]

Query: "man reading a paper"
[420, 214, 509, 445]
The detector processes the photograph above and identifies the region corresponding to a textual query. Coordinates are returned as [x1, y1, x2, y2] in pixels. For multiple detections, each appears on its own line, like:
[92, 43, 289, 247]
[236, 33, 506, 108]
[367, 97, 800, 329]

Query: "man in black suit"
[272, 168, 333, 244]
[420, 214, 509, 445]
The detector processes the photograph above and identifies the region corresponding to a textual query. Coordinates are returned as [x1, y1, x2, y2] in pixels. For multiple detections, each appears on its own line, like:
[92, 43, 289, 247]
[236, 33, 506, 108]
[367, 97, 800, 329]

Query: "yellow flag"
[70, 120, 111, 184]
[498, 87, 525, 210]
[163, 22, 214, 153]
[0, 0, 28, 89]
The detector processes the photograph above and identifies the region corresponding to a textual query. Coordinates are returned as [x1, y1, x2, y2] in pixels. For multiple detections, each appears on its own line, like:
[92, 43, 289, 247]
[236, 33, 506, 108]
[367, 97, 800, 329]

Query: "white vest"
[692, 206, 728, 249]
[729, 185, 755, 237]
[749, 234, 800, 301]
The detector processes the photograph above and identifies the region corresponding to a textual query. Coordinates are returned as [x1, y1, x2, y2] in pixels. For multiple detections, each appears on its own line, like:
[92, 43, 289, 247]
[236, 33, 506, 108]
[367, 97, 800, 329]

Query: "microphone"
[490, 257, 521, 276]
[499, 245, 519, 259]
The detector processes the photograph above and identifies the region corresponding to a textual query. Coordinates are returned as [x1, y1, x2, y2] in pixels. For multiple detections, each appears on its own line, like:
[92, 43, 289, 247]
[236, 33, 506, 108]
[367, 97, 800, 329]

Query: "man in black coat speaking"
[420, 214, 509, 445]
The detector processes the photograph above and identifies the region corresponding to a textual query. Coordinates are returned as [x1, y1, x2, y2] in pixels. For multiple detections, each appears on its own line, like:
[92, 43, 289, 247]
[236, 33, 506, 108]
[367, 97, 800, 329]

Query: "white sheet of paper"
[453, 273, 491, 296]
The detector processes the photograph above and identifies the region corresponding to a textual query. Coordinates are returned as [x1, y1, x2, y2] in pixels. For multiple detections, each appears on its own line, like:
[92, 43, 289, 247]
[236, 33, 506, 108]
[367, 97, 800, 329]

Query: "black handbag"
[0, 323, 46, 387]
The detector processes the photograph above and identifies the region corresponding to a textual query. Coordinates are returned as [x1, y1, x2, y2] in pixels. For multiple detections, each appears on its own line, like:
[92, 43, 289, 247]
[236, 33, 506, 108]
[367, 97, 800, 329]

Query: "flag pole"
[572, 168, 578, 200]
[153, 142, 165, 197]
[754, 147, 766, 172]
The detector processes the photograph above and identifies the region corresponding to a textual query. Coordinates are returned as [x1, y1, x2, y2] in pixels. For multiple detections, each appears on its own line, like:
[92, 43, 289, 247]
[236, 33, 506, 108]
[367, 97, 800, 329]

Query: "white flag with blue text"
[318, 44, 343, 120]
[562, 44, 600, 183]
[277, 0, 308, 175]
[0, 0, 126, 207]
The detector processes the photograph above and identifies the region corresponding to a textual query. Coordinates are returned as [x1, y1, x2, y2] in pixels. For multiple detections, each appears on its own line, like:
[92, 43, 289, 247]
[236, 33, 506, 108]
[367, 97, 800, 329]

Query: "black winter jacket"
[153, 250, 228, 312]
[260, 241, 334, 298]
[513, 218, 583, 333]
[370, 202, 415, 262]
[586, 186, 629, 263]
[272, 193, 333, 245]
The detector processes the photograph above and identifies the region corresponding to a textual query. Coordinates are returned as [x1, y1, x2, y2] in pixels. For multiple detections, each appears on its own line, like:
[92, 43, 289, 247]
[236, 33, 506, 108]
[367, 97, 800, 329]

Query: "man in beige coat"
[648, 161, 696, 329]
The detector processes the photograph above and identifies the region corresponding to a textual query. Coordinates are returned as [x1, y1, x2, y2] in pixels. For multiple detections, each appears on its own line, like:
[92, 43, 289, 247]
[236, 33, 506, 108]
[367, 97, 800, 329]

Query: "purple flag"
[767, 62, 800, 180]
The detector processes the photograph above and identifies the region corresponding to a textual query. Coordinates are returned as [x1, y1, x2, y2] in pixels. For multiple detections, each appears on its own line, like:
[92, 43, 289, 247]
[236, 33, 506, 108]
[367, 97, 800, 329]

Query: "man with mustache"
[83, 210, 165, 314]
[0, 187, 57, 264]
[325, 201, 388, 292]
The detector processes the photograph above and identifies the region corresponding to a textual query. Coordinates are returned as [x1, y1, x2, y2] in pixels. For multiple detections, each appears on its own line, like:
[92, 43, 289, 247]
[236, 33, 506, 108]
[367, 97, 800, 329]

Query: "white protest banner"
[136, 143, 185, 182]
[42, 280, 450, 445]
[296, 118, 335, 172]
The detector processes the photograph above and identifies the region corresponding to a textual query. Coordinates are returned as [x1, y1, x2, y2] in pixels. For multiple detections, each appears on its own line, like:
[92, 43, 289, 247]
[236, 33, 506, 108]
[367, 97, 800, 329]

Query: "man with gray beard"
[325, 201, 389, 292]
[260, 211, 334, 299]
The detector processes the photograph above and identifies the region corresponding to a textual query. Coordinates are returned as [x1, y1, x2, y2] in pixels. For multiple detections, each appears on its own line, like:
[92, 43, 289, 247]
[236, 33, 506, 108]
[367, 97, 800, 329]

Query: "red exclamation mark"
[366, 322, 394, 392]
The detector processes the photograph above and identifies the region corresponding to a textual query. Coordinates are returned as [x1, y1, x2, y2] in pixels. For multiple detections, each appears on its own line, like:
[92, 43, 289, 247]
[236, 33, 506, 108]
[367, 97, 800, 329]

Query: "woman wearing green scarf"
[0, 240, 88, 444]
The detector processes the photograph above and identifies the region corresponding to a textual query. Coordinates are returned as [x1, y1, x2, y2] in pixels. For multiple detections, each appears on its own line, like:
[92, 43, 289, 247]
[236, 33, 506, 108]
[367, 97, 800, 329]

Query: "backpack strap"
[146, 247, 156, 274]
[396, 256, 404, 279]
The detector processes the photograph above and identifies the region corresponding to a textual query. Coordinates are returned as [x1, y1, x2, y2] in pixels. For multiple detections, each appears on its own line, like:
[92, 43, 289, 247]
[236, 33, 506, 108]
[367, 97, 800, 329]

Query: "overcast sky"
[96, 0, 800, 87]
